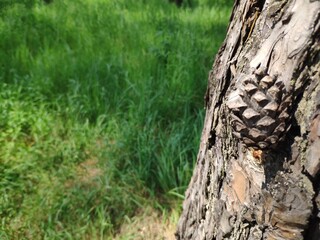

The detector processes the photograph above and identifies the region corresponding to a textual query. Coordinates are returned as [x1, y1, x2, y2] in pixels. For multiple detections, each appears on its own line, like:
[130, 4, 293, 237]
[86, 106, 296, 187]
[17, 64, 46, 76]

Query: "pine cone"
[227, 72, 292, 149]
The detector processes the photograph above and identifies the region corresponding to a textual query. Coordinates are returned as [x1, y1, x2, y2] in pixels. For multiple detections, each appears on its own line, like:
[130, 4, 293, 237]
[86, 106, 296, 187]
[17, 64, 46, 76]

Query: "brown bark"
[176, 0, 320, 239]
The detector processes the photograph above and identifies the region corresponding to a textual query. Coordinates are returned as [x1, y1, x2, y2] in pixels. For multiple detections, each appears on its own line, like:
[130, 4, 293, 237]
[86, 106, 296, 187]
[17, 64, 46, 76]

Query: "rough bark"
[176, 0, 320, 239]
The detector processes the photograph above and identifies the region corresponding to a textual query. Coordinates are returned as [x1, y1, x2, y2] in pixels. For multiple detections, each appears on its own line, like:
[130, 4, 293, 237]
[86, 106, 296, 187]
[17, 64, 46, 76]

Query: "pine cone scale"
[227, 71, 291, 149]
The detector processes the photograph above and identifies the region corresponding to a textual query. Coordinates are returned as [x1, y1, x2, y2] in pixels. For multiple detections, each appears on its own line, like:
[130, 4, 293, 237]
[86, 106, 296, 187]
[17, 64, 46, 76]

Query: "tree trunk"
[176, 0, 320, 239]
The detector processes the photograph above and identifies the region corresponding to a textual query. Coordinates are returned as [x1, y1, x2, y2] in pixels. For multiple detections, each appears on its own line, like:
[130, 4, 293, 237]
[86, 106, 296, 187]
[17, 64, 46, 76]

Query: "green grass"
[0, 0, 232, 238]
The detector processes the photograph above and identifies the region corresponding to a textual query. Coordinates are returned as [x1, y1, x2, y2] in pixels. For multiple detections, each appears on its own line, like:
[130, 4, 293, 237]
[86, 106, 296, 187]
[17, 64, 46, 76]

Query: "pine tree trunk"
[176, 0, 320, 239]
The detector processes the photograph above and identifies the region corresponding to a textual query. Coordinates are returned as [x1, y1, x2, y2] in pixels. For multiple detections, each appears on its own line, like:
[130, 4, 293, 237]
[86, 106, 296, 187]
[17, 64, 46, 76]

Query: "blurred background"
[0, 0, 232, 239]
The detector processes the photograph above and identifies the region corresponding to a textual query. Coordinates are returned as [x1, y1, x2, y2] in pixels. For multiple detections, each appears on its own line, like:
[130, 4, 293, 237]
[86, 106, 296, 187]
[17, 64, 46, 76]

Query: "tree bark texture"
[176, 0, 320, 239]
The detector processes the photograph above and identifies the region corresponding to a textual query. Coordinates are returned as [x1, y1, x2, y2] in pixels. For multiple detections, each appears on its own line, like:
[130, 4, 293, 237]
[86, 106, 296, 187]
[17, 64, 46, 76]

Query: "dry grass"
[64, 158, 103, 189]
[114, 207, 179, 240]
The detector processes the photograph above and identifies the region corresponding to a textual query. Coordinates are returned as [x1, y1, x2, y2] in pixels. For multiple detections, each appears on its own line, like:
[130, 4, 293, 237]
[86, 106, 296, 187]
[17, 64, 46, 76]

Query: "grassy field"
[0, 0, 232, 238]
